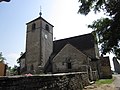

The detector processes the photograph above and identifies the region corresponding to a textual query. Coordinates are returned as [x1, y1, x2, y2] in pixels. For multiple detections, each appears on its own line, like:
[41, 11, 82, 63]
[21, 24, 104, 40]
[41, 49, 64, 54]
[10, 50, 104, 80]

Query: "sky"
[0, 0, 115, 70]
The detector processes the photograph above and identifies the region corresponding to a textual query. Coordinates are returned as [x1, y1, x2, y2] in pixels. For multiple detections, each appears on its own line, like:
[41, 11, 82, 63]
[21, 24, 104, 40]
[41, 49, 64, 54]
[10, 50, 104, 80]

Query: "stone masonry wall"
[52, 44, 90, 73]
[0, 72, 89, 90]
[100, 57, 112, 79]
[26, 19, 41, 73]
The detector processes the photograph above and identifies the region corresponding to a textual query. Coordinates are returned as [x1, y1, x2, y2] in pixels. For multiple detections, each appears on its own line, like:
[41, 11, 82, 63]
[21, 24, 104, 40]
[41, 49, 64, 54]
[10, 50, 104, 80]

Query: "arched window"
[67, 62, 72, 69]
[66, 57, 72, 69]
[45, 24, 49, 32]
[32, 23, 36, 31]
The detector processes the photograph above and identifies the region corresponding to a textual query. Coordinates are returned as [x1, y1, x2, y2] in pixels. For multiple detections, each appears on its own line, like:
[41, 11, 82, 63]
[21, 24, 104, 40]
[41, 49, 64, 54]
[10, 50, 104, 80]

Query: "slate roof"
[19, 53, 26, 60]
[26, 16, 54, 27]
[52, 33, 95, 58]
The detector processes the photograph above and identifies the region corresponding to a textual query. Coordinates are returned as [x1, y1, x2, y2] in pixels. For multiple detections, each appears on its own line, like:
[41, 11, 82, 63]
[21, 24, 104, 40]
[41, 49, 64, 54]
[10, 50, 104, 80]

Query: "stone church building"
[19, 14, 112, 79]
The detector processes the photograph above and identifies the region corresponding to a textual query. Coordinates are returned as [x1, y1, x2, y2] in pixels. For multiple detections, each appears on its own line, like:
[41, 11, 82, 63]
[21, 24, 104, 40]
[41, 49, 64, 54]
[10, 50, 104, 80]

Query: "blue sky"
[0, 0, 114, 69]
[0, 0, 54, 66]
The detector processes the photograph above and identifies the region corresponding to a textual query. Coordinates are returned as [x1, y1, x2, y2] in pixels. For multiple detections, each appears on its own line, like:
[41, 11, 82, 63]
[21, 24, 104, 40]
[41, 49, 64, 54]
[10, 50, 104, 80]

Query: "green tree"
[8, 65, 19, 75]
[11, 65, 19, 75]
[0, 52, 6, 63]
[78, 0, 120, 59]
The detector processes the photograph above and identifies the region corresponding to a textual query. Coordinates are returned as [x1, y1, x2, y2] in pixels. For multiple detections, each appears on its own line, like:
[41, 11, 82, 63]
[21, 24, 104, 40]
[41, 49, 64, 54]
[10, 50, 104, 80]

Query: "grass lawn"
[96, 78, 114, 85]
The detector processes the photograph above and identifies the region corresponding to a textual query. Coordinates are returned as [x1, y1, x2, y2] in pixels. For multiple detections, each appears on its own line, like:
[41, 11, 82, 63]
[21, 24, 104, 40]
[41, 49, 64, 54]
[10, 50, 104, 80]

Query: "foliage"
[7, 65, 19, 75]
[17, 52, 24, 66]
[78, 0, 120, 58]
[0, 52, 6, 63]
[96, 78, 114, 85]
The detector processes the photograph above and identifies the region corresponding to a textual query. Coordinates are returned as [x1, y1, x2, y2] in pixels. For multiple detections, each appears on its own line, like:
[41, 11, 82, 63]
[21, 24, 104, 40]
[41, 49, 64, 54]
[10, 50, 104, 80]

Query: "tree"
[78, 0, 120, 59]
[0, 0, 10, 2]
[0, 52, 6, 63]
[17, 52, 24, 66]
[11, 65, 19, 75]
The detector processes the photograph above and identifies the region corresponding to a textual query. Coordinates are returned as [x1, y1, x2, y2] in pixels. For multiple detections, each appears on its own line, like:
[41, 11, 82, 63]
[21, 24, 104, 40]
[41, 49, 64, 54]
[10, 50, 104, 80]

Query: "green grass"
[96, 78, 114, 85]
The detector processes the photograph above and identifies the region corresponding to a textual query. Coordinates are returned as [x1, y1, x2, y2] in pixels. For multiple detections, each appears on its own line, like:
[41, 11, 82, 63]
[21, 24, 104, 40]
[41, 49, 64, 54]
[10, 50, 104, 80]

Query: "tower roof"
[26, 16, 54, 27]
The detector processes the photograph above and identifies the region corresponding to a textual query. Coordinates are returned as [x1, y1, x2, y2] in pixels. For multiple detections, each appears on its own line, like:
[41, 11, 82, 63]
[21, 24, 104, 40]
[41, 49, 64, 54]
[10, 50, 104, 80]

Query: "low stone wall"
[0, 72, 89, 90]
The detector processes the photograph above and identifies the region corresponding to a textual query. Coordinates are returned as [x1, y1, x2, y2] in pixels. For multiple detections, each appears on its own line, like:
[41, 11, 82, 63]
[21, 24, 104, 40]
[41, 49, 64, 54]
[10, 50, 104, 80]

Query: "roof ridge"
[54, 33, 92, 42]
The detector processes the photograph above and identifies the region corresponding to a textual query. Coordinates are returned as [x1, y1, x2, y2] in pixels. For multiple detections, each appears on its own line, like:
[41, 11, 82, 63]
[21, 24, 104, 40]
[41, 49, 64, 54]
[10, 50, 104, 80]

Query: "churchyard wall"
[0, 72, 90, 90]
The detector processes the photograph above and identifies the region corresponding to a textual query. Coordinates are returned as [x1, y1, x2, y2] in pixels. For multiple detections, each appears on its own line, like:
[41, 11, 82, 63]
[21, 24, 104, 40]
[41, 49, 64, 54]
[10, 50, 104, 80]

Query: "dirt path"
[83, 83, 115, 90]
[83, 75, 120, 90]
[113, 74, 120, 90]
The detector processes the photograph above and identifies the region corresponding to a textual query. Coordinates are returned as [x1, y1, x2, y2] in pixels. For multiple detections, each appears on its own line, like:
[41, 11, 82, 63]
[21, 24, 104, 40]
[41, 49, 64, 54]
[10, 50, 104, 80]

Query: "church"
[19, 13, 112, 79]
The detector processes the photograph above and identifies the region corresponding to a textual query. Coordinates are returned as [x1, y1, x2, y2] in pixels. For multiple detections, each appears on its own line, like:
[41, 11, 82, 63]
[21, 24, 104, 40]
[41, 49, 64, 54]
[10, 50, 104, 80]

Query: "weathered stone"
[99, 56, 112, 79]
[25, 17, 53, 74]
[0, 72, 89, 90]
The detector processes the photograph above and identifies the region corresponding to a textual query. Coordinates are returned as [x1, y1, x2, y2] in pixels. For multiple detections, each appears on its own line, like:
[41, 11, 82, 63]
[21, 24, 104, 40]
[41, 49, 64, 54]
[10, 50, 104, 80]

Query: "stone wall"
[52, 44, 90, 73]
[41, 19, 53, 68]
[100, 56, 112, 79]
[0, 72, 89, 90]
[25, 17, 53, 74]
[26, 18, 41, 73]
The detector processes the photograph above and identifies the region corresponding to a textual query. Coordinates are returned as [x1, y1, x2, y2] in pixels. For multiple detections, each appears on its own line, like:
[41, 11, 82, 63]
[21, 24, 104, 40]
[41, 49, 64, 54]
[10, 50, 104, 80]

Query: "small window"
[32, 23, 36, 31]
[67, 62, 72, 69]
[45, 24, 49, 32]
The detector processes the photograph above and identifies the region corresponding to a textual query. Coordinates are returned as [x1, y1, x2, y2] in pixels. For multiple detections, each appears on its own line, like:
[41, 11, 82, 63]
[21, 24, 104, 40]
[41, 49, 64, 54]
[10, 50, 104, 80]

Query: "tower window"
[45, 24, 49, 32]
[32, 23, 36, 31]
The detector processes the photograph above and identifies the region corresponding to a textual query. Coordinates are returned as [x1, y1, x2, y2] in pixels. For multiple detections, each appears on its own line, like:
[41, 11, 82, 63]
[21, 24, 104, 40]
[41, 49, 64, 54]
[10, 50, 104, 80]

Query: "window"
[32, 23, 36, 31]
[67, 62, 72, 69]
[45, 24, 49, 32]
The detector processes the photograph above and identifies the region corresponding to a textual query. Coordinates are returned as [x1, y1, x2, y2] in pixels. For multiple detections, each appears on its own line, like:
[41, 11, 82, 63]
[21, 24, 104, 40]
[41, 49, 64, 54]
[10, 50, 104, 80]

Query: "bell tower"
[25, 12, 54, 73]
